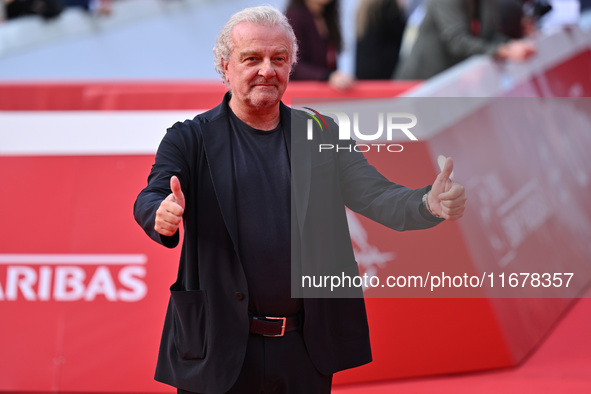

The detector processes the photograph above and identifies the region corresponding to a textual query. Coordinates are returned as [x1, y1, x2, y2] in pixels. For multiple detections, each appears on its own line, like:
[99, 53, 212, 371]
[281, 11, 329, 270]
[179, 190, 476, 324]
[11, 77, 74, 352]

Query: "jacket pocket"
[170, 289, 207, 360]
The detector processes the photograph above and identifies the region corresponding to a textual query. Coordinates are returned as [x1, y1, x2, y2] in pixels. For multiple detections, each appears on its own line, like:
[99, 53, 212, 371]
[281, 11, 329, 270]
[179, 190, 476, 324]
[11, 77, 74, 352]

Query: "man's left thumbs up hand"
[426, 157, 467, 221]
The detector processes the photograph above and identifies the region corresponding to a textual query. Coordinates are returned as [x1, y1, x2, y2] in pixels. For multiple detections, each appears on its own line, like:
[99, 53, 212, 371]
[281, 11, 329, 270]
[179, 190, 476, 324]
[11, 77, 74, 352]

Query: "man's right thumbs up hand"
[155, 176, 185, 237]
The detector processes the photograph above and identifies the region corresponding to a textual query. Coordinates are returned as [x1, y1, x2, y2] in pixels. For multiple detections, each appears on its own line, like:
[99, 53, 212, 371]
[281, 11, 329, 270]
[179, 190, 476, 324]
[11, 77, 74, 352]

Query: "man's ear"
[221, 57, 230, 83]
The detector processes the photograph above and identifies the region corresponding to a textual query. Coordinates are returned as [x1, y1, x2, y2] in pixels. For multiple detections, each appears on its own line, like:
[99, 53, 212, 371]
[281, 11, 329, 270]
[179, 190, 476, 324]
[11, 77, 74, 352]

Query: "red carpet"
[334, 293, 591, 394]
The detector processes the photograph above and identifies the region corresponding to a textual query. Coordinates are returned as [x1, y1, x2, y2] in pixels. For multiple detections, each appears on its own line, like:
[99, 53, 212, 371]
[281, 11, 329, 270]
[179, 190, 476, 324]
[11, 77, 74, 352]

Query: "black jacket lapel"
[289, 107, 312, 235]
[200, 96, 240, 254]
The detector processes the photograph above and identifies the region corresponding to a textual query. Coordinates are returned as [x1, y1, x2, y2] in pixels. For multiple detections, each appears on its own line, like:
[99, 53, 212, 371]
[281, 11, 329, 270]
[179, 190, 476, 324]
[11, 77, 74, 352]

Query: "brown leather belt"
[249, 314, 302, 337]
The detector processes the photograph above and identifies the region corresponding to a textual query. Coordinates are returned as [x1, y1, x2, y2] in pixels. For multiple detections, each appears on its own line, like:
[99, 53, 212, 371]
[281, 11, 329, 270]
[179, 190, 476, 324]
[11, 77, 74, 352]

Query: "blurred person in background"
[286, 0, 354, 89]
[355, 0, 407, 79]
[63, 0, 111, 16]
[397, 0, 538, 80]
[3, 0, 111, 21]
[4, 0, 64, 20]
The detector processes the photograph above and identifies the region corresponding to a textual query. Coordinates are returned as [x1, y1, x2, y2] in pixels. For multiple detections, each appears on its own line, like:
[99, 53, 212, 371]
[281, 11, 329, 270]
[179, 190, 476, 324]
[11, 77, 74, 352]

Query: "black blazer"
[134, 94, 441, 393]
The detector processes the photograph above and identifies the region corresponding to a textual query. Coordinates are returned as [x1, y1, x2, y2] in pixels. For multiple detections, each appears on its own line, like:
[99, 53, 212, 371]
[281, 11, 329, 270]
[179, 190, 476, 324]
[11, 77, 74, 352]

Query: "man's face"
[223, 21, 292, 110]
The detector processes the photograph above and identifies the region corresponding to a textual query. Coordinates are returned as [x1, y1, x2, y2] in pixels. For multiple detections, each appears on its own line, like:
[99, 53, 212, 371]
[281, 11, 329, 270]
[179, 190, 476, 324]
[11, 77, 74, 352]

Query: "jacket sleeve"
[328, 121, 443, 231]
[133, 121, 193, 248]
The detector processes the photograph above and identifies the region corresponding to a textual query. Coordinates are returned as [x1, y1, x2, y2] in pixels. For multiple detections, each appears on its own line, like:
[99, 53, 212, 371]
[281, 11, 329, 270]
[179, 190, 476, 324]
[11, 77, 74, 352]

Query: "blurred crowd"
[2, 0, 112, 21]
[1, 0, 590, 85]
[286, 0, 590, 88]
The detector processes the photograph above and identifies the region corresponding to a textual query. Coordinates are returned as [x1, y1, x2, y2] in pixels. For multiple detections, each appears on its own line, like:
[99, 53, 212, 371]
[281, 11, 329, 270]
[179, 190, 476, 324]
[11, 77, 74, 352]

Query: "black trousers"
[177, 330, 332, 394]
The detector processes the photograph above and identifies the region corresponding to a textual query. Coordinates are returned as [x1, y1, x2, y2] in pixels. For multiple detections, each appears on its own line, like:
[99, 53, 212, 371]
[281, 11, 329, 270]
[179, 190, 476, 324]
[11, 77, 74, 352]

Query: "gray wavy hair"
[213, 6, 299, 86]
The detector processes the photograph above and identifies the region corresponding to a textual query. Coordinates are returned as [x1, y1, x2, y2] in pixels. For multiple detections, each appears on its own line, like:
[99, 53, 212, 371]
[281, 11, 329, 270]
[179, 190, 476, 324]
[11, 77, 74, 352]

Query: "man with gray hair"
[134, 5, 466, 394]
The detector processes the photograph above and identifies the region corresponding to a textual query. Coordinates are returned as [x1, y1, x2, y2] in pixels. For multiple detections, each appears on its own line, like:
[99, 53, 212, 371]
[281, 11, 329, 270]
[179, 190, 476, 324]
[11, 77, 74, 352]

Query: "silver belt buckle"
[264, 316, 287, 337]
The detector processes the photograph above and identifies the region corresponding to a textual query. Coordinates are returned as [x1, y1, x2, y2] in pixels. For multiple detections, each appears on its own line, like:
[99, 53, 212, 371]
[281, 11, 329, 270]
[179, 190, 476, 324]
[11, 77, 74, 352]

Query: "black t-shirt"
[229, 109, 302, 316]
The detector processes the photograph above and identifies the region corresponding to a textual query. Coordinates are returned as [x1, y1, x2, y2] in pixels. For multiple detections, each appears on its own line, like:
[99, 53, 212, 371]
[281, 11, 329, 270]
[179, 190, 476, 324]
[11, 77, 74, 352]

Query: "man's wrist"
[420, 191, 443, 221]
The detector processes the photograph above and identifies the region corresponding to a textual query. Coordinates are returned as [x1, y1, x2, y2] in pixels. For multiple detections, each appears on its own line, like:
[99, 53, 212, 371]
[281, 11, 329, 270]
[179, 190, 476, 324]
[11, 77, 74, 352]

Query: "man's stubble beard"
[246, 86, 283, 108]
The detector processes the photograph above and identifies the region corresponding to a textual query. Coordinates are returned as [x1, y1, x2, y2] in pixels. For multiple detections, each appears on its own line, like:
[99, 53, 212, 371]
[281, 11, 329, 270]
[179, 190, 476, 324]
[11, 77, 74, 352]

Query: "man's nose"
[258, 58, 276, 78]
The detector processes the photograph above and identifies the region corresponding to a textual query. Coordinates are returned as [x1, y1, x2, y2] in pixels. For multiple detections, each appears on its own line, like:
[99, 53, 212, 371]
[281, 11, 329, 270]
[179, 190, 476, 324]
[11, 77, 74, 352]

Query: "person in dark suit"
[397, 0, 537, 80]
[134, 5, 467, 394]
[355, 0, 407, 79]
